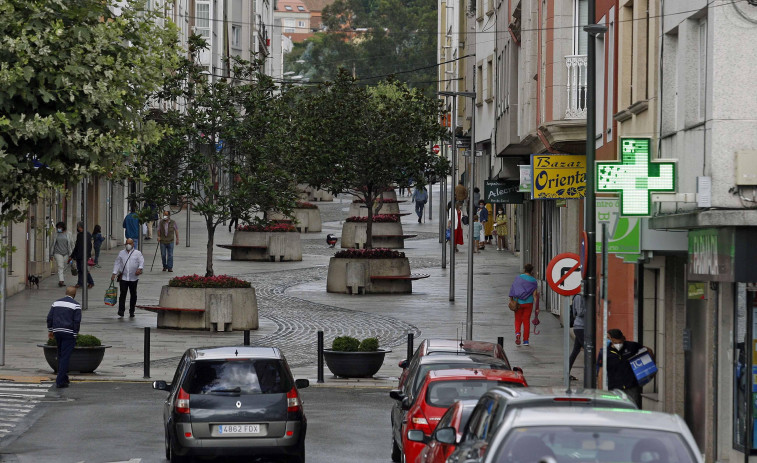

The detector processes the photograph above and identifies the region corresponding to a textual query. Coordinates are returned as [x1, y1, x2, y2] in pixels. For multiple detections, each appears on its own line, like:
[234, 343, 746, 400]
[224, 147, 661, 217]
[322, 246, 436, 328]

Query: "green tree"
[134, 36, 298, 276]
[0, 0, 179, 221]
[293, 71, 448, 248]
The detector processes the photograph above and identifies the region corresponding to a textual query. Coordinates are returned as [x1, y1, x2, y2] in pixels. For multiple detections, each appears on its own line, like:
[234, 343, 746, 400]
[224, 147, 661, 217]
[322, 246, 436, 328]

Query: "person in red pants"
[508, 264, 539, 347]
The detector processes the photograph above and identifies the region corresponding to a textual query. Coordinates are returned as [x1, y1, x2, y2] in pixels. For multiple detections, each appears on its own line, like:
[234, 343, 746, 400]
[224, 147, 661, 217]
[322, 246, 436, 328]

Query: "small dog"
[27, 274, 40, 289]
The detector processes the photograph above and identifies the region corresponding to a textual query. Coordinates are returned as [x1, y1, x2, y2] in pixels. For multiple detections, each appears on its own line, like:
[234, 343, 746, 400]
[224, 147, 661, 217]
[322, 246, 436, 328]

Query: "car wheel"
[164, 429, 170, 461]
[292, 440, 305, 463]
[168, 433, 191, 463]
[391, 437, 401, 462]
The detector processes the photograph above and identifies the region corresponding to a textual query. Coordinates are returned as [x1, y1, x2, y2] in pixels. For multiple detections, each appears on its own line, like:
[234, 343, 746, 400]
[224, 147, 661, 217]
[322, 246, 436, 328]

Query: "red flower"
[168, 274, 251, 288]
[345, 215, 400, 223]
[295, 201, 318, 209]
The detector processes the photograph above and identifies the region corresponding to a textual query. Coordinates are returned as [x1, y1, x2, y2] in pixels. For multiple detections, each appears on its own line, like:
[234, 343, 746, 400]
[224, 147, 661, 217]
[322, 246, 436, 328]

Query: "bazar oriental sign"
[688, 228, 757, 282]
[531, 154, 586, 199]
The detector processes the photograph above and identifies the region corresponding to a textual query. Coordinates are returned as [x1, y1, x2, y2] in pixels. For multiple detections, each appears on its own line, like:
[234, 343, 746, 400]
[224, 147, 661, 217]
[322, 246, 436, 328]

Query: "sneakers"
[523, 340, 530, 347]
[515, 333, 521, 346]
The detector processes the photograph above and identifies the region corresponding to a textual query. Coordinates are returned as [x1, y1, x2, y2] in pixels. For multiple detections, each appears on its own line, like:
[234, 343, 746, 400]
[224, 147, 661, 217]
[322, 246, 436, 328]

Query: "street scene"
[2, 0, 757, 462]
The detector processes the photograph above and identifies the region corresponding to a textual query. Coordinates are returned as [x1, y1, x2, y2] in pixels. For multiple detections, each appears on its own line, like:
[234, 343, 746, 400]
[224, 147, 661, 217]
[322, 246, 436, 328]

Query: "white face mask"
[163, 215, 169, 220]
[125, 244, 133, 251]
[57, 228, 63, 233]
[612, 343, 623, 350]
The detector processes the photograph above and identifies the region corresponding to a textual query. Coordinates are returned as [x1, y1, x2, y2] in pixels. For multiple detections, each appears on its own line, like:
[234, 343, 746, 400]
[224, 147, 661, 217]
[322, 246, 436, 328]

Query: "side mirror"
[295, 379, 310, 389]
[512, 366, 523, 374]
[399, 360, 409, 369]
[401, 397, 412, 410]
[407, 429, 427, 443]
[435, 426, 456, 445]
[153, 380, 170, 391]
[389, 389, 405, 401]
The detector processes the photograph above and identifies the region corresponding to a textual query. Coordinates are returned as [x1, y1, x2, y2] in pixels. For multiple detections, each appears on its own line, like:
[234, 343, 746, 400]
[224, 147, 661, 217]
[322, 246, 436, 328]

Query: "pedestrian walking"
[454, 179, 468, 208]
[47, 286, 81, 388]
[70, 221, 94, 289]
[598, 329, 644, 407]
[508, 264, 539, 347]
[472, 215, 482, 253]
[448, 203, 464, 252]
[157, 210, 180, 272]
[49, 222, 74, 287]
[495, 208, 508, 250]
[123, 208, 141, 248]
[477, 200, 488, 249]
[111, 238, 144, 318]
[484, 203, 494, 244]
[411, 185, 428, 223]
[568, 293, 586, 381]
[472, 187, 481, 209]
[144, 203, 158, 241]
[92, 225, 105, 268]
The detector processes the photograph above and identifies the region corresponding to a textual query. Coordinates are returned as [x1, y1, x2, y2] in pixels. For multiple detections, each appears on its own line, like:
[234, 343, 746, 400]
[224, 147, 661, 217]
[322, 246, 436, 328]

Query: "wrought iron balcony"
[565, 54, 587, 119]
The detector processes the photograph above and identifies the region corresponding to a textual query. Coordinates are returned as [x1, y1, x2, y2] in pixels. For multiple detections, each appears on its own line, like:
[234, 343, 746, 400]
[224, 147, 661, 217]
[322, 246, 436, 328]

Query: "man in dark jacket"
[599, 328, 643, 407]
[47, 287, 82, 388]
[70, 221, 94, 289]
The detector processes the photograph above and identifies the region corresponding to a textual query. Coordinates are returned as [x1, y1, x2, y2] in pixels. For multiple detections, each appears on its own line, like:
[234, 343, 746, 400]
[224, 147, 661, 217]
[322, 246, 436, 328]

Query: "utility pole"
[466, 95, 476, 340]
[0, 220, 6, 365]
[82, 177, 88, 310]
[449, 96, 457, 301]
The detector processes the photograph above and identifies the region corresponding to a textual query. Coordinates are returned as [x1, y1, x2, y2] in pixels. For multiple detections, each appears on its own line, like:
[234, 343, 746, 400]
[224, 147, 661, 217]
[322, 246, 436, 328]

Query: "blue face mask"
[57, 228, 63, 233]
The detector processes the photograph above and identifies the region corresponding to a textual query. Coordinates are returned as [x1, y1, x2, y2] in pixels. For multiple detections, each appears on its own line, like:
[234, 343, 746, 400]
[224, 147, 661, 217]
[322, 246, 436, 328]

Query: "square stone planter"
[326, 256, 412, 294]
[155, 286, 259, 330]
[348, 201, 401, 217]
[341, 222, 405, 249]
[270, 208, 322, 233]
[230, 231, 303, 261]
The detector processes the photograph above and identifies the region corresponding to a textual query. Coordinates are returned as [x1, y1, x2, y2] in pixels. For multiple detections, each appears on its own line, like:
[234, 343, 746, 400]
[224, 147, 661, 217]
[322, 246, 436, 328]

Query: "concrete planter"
[341, 222, 405, 249]
[348, 201, 401, 217]
[327, 257, 412, 294]
[156, 286, 259, 330]
[231, 230, 303, 261]
[323, 349, 390, 378]
[270, 208, 322, 233]
[298, 184, 334, 202]
[39, 344, 111, 373]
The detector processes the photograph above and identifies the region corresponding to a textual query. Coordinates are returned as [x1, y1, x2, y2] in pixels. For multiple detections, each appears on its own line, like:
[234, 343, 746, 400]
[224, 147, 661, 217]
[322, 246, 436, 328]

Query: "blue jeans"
[160, 242, 174, 270]
[54, 332, 75, 386]
[415, 201, 425, 220]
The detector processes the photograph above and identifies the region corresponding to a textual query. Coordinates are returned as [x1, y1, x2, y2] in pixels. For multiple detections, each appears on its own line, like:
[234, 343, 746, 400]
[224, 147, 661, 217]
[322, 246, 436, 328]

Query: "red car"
[398, 369, 527, 463]
[412, 399, 478, 463]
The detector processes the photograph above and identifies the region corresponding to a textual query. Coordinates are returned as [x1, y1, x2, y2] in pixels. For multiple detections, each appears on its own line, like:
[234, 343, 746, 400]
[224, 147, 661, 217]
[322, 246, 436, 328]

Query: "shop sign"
[531, 154, 586, 199]
[519, 165, 532, 193]
[484, 180, 524, 204]
[595, 198, 641, 254]
[687, 282, 706, 300]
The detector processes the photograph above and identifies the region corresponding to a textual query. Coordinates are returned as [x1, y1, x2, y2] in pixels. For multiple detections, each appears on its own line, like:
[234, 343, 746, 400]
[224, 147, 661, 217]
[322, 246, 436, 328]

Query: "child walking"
[472, 215, 482, 253]
[92, 225, 105, 268]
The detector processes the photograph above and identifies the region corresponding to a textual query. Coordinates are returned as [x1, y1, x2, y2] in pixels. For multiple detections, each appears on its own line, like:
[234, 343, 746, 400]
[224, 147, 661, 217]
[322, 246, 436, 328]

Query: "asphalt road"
[0, 382, 395, 463]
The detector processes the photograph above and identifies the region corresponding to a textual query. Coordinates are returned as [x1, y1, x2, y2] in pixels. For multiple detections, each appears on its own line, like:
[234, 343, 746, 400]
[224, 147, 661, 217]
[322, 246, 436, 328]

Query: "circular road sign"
[432, 144, 440, 154]
[547, 252, 582, 297]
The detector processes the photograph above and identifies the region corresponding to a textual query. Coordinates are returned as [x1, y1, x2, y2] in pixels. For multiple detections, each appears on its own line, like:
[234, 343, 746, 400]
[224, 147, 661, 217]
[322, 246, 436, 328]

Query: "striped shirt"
[47, 296, 82, 336]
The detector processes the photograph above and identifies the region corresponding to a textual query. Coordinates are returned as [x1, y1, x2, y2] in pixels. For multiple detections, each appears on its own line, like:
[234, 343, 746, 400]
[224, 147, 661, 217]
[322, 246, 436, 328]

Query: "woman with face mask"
[49, 222, 74, 287]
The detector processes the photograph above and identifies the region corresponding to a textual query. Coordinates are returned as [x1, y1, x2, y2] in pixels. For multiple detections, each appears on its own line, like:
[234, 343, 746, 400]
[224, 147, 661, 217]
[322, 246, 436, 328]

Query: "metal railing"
[565, 55, 588, 119]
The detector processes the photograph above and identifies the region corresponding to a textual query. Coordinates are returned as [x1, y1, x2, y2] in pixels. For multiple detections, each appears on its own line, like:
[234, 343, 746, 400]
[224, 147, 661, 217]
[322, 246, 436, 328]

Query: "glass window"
[734, 283, 757, 451]
[196, 2, 210, 38]
[494, 427, 697, 463]
[182, 359, 292, 395]
[298, 20, 305, 27]
[412, 361, 509, 396]
[285, 5, 293, 10]
[426, 380, 522, 408]
[297, 5, 305, 11]
[231, 24, 241, 48]
[574, 0, 588, 55]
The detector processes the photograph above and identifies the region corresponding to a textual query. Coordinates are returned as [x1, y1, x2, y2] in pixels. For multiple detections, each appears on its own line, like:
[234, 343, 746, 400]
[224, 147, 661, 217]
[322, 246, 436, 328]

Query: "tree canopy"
[0, 0, 179, 221]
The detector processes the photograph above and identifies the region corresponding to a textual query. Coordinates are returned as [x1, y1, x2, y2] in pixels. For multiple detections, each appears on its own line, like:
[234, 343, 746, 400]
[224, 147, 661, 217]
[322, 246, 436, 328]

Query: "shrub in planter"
[168, 274, 251, 288]
[41, 334, 110, 373]
[236, 223, 297, 233]
[345, 215, 399, 223]
[331, 336, 361, 352]
[334, 248, 405, 259]
[358, 337, 379, 352]
[46, 334, 102, 347]
[295, 201, 318, 209]
[324, 336, 388, 378]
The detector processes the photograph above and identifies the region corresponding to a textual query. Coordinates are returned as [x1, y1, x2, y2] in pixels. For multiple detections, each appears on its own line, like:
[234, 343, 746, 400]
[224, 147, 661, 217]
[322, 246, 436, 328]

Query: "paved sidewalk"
[0, 185, 582, 388]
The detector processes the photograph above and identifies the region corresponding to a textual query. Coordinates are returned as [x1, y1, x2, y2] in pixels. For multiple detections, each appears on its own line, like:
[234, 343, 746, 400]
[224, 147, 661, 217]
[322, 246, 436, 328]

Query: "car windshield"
[426, 380, 524, 408]
[182, 359, 292, 395]
[494, 426, 697, 463]
[413, 362, 508, 395]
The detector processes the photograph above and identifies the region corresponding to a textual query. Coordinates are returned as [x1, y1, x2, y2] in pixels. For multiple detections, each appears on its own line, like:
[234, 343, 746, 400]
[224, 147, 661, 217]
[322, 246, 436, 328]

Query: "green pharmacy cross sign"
[596, 138, 676, 216]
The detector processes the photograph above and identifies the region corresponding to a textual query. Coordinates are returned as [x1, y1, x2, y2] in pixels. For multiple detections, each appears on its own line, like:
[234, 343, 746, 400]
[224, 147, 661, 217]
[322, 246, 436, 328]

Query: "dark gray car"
[153, 346, 309, 463]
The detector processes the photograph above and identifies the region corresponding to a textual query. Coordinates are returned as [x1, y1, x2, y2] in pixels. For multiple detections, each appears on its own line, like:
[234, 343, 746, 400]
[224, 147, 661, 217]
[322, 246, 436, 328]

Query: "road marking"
[0, 382, 52, 441]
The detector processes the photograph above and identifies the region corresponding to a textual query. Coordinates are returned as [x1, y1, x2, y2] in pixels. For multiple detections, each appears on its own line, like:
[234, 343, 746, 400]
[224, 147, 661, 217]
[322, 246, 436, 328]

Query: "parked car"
[444, 387, 638, 463]
[390, 353, 515, 462]
[397, 339, 512, 389]
[470, 407, 703, 463]
[153, 346, 309, 463]
[392, 368, 527, 463]
[413, 399, 478, 463]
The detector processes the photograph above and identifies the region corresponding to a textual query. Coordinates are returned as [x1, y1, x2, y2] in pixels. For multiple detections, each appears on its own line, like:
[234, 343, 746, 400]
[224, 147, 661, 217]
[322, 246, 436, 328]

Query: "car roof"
[424, 339, 500, 356]
[485, 386, 637, 408]
[189, 346, 282, 360]
[427, 368, 524, 382]
[418, 353, 509, 365]
[504, 407, 687, 433]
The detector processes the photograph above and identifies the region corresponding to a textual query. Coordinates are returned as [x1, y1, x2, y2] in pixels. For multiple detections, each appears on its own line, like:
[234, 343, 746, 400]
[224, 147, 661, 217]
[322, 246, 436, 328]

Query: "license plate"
[217, 424, 260, 435]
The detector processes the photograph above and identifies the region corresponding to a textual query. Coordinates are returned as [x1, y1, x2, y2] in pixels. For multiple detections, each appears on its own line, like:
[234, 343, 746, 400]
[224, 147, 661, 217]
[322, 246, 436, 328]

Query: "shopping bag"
[87, 257, 95, 267]
[70, 260, 78, 276]
[445, 229, 451, 241]
[104, 282, 118, 306]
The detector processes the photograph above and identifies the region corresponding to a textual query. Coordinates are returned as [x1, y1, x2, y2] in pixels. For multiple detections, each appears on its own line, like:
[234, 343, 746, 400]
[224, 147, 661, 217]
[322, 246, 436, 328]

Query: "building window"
[486, 56, 493, 103]
[284, 19, 295, 27]
[574, 0, 588, 55]
[196, 2, 210, 38]
[231, 24, 241, 48]
[476, 62, 483, 105]
[297, 20, 305, 27]
[297, 5, 305, 11]
[734, 284, 757, 451]
[285, 5, 293, 10]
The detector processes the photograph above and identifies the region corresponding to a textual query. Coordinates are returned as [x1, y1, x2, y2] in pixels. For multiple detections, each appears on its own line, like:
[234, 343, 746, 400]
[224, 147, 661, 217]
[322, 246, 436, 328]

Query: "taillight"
[176, 387, 190, 414]
[408, 408, 433, 435]
[287, 387, 301, 412]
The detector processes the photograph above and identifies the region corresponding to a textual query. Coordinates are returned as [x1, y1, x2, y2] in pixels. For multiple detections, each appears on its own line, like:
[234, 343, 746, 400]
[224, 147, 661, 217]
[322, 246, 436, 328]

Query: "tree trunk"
[365, 193, 373, 249]
[206, 221, 215, 277]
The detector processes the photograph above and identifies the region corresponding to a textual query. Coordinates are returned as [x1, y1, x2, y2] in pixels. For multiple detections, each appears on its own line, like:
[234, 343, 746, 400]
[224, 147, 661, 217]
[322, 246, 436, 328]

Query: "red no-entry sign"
[432, 144, 440, 154]
[546, 252, 582, 296]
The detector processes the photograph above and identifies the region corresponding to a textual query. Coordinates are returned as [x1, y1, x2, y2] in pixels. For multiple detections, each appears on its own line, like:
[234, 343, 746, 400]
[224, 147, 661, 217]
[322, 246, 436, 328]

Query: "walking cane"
[150, 242, 159, 272]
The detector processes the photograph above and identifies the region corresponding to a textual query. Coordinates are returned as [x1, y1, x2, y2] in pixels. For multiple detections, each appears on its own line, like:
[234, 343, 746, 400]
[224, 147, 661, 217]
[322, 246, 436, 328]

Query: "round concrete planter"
[39, 344, 111, 373]
[341, 222, 405, 249]
[270, 208, 322, 233]
[323, 349, 390, 378]
[231, 230, 303, 261]
[348, 201, 401, 217]
[154, 286, 259, 331]
[326, 256, 412, 294]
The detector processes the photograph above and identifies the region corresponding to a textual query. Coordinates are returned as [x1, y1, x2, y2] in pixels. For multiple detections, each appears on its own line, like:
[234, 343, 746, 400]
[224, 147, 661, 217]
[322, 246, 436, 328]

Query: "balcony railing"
[565, 55, 587, 119]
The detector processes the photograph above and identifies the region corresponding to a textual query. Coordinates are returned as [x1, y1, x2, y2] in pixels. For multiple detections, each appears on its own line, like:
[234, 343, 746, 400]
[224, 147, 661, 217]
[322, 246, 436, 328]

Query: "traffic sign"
[432, 144, 440, 154]
[547, 252, 582, 296]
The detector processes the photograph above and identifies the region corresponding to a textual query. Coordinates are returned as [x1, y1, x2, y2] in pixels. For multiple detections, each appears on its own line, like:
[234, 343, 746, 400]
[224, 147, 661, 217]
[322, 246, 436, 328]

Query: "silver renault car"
[153, 346, 309, 462]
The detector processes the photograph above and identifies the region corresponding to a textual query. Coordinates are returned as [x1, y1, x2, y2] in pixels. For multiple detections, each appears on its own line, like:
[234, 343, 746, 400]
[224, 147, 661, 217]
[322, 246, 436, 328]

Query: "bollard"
[244, 330, 250, 346]
[407, 332, 414, 361]
[497, 336, 504, 348]
[317, 331, 324, 384]
[143, 327, 150, 379]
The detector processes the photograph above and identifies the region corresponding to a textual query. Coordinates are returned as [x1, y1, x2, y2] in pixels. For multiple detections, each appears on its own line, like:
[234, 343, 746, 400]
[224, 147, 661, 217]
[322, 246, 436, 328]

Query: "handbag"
[104, 282, 118, 306]
[70, 260, 78, 276]
[87, 257, 95, 267]
[508, 298, 519, 312]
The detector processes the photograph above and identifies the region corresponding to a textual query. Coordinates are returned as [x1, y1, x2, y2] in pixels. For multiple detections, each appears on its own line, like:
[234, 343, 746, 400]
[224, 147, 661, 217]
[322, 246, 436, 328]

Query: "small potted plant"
[323, 336, 391, 378]
[39, 334, 111, 373]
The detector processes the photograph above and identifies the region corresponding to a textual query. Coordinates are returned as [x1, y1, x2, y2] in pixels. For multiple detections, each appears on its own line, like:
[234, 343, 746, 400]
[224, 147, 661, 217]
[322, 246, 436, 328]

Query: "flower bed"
[295, 201, 318, 209]
[345, 215, 400, 223]
[168, 274, 252, 288]
[236, 223, 297, 233]
[334, 248, 405, 259]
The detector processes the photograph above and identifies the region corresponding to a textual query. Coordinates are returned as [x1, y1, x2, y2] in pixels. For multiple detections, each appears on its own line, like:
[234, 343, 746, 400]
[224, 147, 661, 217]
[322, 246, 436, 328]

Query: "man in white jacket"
[111, 238, 145, 318]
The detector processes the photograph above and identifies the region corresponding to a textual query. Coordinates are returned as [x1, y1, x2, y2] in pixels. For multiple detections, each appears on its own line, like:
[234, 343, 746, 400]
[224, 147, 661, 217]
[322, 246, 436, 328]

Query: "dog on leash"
[27, 274, 40, 289]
